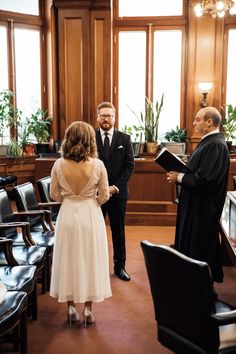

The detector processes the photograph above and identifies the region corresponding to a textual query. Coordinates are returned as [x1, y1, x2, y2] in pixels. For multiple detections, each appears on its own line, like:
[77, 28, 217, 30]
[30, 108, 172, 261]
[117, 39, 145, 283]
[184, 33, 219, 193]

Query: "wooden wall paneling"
[90, 10, 112, 128]
[128, 159, 176, 202]
[213, 19, 224, 109]
[58, 8, 89, 138]
[33, 156, 236, 225]
[0, 157, 36, 185]
[180, 26, 187, 129]
[35, 158, 56, 181]
[45, 0, 52, 111]
[187, 1, 225, 152]
[51, 3, 60, 142]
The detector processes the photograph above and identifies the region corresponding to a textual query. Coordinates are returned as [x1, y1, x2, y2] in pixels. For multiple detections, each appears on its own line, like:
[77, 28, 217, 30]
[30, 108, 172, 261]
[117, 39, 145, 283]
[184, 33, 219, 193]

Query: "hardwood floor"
[1, 225, 236, 354]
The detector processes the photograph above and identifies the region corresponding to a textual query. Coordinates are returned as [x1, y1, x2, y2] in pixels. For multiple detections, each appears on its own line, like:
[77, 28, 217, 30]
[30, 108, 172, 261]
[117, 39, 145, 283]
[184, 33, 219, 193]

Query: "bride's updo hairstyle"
[61, 121, 97, 162]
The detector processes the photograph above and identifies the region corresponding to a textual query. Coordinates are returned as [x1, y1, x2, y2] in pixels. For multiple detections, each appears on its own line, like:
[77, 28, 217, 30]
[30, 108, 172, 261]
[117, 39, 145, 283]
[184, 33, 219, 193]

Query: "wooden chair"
[36, 176, 61, 222]
[141, 241, 236, 354]
[13, 183, 55, 290]
[0, 189, 47, 293]
[13, 182, 55, 232]
[0, 174, 17, 190]
[0, 291, 28, 354]
[0, 239, 38, 320]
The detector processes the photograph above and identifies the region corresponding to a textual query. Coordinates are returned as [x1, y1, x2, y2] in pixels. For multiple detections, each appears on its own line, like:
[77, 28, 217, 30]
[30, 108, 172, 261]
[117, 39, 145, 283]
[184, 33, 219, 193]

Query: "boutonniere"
[118, 145, 124, 149]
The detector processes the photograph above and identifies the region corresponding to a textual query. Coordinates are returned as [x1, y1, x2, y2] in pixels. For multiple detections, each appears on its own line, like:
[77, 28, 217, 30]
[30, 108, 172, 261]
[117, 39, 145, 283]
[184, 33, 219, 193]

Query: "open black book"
[155, 147, 189, 173]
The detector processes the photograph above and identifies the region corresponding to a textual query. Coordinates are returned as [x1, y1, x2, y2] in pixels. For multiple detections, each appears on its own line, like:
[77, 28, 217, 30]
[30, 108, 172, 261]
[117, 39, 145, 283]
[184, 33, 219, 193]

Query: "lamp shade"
[198, 82, 213, 92]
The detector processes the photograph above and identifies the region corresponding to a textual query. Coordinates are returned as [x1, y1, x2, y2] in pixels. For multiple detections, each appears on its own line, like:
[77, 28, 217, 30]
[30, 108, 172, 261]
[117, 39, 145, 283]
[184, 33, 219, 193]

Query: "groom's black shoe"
[114, 268, 130, 281]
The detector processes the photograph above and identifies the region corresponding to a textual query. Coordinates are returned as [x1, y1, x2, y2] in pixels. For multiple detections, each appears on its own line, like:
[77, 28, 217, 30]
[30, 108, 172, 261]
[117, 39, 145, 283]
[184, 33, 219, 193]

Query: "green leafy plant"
[121, 124, 144, 142]
[221, 104, 236, 141]
[19, 126, 34, 148]
[121, 125, 133, 136]
[7, 138, 22, 159]
[132, 125, 144, 142]
[142, 94, 164, 142]
[164, 126, 188, 142]
[127, 94, 164, 143]
[27, 108, 51, 143]
[0, 89, 22, 141]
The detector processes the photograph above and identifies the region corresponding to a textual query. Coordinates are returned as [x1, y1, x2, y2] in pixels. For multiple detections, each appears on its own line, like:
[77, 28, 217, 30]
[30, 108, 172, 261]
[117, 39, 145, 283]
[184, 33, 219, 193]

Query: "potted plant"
[0, 89, 24, 158]
[27, 108, 52, 154]
[121, 124, 144, 156]
[163, 125, 188, 154]
[19, 126, 35, 156]
[142, 94, 164, 154]
[121, 125, 133, 137]
[0, 89, 21, 155]
[7, 138, 22, 159]
[126, 104, 146, 154]
[221, 104, 236, 152]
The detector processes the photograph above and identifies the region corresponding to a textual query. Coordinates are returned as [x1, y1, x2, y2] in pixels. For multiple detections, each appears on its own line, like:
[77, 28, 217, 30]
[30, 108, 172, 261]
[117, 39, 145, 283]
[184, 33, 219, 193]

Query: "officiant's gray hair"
[202, 107, 222, 126]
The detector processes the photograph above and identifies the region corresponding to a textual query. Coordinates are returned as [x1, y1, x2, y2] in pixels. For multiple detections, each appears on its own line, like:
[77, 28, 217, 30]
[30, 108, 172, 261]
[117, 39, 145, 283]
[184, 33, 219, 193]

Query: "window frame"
[113, 0, 187, 130]
[0, 0, 46, 139]
[113, 0, 187, 21]
[222, 22, 236, 107]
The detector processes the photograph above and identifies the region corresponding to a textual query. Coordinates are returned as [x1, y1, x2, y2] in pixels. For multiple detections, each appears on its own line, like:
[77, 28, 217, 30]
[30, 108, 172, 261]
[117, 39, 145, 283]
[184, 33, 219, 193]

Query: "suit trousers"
[101, 197, 127, 270]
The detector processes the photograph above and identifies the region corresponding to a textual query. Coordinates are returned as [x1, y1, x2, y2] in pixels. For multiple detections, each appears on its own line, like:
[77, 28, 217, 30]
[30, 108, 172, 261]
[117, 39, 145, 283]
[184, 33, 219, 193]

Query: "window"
[115, 0, 186, 141]
[0, 25, 8, 91]
[0, 0, 39, 16]
[118, 32, 146, 130]
[226, 29, 236, 107]
[15, 27, 41, 124]
[0, 1, 44, 143]
[118, 0, 183, 17]
[153, 30, 182, 139]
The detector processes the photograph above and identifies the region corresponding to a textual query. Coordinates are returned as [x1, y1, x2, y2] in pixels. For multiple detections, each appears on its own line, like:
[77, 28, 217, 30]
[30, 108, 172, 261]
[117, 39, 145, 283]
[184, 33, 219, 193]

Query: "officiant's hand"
[167, 171, 178, 183]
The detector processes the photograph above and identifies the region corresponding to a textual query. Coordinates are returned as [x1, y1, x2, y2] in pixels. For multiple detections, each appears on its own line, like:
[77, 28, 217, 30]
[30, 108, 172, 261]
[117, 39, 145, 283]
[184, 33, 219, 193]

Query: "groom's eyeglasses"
[99, 114, 114, 120]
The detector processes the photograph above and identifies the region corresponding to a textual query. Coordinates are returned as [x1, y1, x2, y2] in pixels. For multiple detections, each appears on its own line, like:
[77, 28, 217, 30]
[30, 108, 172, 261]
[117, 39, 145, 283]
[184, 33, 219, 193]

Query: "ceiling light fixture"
[194, 0, 236, 18]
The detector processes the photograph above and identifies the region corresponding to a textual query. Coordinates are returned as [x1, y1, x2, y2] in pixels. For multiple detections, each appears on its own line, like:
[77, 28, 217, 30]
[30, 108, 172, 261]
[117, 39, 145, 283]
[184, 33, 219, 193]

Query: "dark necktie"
[104, 133, 110, 159]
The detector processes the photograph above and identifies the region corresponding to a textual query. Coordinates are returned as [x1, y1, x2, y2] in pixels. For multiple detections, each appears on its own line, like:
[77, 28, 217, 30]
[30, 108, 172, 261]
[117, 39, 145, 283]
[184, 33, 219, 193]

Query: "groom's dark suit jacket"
[96, 129, 134, 200]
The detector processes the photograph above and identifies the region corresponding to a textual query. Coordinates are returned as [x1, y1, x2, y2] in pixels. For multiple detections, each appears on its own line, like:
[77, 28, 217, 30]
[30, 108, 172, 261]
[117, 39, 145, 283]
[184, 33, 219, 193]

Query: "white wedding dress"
[49, 157, 112, 303]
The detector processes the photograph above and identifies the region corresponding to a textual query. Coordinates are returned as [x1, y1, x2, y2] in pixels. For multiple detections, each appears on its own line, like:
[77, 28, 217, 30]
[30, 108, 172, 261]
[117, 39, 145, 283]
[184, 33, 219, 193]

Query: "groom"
[96, 102, 134, 281]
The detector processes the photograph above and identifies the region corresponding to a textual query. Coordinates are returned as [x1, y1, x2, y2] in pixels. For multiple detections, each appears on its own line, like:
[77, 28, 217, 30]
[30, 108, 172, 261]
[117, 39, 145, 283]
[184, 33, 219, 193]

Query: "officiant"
[166, 106, 229, 285]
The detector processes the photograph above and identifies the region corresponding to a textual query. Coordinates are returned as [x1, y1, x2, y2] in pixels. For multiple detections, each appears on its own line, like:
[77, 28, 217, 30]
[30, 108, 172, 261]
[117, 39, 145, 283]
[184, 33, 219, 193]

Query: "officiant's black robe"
[175, 133, 229, 282]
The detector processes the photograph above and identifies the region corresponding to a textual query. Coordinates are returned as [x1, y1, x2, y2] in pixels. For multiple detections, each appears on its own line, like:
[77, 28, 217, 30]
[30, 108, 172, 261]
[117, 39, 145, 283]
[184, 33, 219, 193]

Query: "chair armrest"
[0, 222, 35, 246]
[211, 310, 236, 326]
[0, 221, 29, 228]
[0, 237, 18, 265]
[13, 210, 45, 216]
[30, 208, 55, 232]
[40, 209, 54, 231]
[38, 202, 61, 207]
[13, 210, 50, 232]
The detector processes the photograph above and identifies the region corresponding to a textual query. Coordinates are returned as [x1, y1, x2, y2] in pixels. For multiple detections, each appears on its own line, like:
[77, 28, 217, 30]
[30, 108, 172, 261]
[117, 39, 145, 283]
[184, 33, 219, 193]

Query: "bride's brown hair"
[61, 121, 97, 162]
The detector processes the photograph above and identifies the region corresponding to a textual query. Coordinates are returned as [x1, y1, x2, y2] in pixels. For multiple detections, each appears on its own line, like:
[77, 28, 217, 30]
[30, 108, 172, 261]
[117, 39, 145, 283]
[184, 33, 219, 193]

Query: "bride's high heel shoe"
[82, 306, 95, 327]
[67, 305, 80, 326]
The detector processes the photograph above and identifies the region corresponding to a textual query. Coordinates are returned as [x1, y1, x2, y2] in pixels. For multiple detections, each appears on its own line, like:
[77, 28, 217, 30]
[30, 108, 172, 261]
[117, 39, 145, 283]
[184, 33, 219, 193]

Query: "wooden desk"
[35, 157, 236, 226]
[35, 158, 56, 181]
[0, 156, 36, 185]
[35, 157, 177, 225]
[127, 158, 177, 226]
